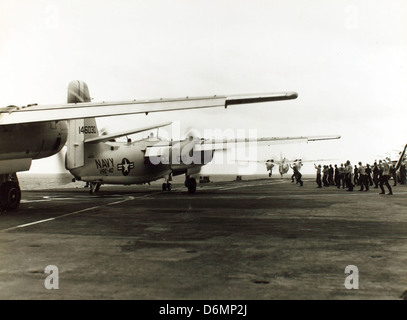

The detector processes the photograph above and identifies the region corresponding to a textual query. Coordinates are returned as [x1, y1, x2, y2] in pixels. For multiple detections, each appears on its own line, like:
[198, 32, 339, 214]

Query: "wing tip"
[287, 92, 298, 99]
[225, 91, 298, 106]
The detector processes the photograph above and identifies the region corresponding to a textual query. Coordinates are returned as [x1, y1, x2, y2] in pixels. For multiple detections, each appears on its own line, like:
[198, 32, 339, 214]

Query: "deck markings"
[0, 195, 147, 233]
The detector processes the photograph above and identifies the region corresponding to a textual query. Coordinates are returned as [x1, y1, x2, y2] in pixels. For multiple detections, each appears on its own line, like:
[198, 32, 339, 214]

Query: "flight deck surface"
[1, 177, 406, 300]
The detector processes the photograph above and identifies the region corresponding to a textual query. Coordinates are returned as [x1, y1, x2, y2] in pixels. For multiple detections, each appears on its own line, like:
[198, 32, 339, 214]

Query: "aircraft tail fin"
[66, 80, 99, 169]
[67, 80, 99, 138]
[68, 80, 91, 103]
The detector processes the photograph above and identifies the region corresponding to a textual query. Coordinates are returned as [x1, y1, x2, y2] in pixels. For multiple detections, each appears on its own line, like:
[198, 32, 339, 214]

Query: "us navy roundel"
[117, 158, 134, 176]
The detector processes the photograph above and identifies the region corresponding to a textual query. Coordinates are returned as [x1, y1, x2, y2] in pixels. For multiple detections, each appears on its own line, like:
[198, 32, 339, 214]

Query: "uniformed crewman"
[353, 165, 359, 186]
[400, 163, 406, 184]
[379, 159, 393, 195]
[322, 165, 329, 187]
[291, 164, 303, 186]
[290, 163, 297, 183]
[365, 164, 373, 186]
[314, 164, 322, 188]
[345, 160, 353, 191]
[372, 161, 380, 188]
[334, 164, 340, 187]
[328, 164, 334, 186]
[358, 162, 369, 191]
[390, 161, 397, 186]
[338, 163, 346, 189]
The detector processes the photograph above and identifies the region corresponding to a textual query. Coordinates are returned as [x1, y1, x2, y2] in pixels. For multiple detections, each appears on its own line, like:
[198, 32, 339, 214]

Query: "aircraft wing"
[305, 136, 341, 142]
[199, 135, 341, 146]
[285, 158, 337, 163]
[142, 133, 341, 166]
[84, 121, 172, 144]
[0, 92, 298, 125]
[143, 134, 341, 150]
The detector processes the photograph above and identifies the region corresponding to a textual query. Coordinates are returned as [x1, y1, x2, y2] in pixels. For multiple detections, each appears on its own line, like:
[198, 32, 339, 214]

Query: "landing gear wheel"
[0, 181, 21, 210]
[162, 182, 167, 191]
[166, 183, 172, 191]
[89, 183, 101, 194]
[186, 178, 196, 194]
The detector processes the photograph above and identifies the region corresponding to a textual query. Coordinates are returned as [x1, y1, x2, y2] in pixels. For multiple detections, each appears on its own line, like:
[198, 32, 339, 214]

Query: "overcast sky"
[1, 0, 406, 175]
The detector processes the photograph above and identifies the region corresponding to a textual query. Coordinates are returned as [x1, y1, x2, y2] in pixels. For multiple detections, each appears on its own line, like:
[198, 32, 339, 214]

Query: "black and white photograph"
[0, 0, 406, 307]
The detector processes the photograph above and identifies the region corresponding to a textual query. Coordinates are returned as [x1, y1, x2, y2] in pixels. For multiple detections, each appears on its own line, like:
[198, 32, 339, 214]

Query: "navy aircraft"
[0, 80, 298, 210]
[72, 124, 340, 193]
[240, 151, 340, 178]
[265, 155, 338, 178]
[67, 122, 335, 194]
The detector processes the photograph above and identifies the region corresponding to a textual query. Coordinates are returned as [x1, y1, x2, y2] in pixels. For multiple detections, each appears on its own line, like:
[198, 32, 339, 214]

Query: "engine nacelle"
[169, 127, 214, 170]
[0, 121, 68, 161]
[0, 159, 32, 174]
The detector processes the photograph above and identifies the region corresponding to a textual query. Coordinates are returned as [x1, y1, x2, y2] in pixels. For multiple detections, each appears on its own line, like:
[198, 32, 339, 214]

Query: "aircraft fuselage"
[68, 139, 214, 185]
[69, 140, 172, 184]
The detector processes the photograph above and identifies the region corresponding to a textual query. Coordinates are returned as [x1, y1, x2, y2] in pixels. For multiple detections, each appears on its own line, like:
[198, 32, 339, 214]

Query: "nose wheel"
[0, 181, 21, 210]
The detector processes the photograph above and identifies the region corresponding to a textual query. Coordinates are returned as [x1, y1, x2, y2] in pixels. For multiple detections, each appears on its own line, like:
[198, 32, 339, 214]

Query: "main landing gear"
[162, 174, 172, 191]
[0, 174, 22, 211]
[162, 182, 172, 191]
[89, 182, 101, 194]
[184, 176, 197, 194]
[161, 175, 197, 193]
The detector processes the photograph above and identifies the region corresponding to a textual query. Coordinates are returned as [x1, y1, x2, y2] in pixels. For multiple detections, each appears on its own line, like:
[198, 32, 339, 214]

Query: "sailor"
[328, 164, 334, 186]
[365, 163, 373, 186]
[345, 160, 353, 191]
[291, 164, 303, 186]
[290, 163, 297, 183]
[338, 163, 346, 189]
[400, 163, 406, 185]
[322, 165, 329, 187]
[390, 161, 397, 186]
[358, 162, 369, 191]
[334, 164, 340, 187]
[372, 161, 380, 188]
[379, 159, 393, 195]
[353, 165, 359, 186]
[314, 164, 322, 188]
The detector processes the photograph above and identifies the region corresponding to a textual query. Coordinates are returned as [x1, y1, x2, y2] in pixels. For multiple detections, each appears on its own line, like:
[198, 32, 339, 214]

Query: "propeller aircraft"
[67, 122, 337, 194]
[264, 155, 339, 178]
[0, 80, 298, 210]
